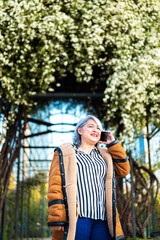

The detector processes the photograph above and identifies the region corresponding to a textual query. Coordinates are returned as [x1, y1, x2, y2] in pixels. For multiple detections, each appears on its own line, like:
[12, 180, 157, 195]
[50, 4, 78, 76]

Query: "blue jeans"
[75, 217, 113, 240]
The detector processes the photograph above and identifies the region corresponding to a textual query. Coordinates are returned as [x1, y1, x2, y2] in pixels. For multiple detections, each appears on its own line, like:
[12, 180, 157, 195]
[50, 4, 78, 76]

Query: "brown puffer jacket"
[48, 141, 130, 240]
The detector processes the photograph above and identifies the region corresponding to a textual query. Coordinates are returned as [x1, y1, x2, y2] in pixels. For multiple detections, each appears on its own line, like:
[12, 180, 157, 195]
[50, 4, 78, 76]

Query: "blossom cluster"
[0, 0, 160, 139]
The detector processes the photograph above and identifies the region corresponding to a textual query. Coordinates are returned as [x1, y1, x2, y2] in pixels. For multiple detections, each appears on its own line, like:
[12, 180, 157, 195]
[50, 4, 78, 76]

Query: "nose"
[92, 127, 98, 132]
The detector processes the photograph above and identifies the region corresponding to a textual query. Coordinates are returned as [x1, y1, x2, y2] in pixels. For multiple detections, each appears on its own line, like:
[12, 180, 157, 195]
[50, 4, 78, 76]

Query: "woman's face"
[78, 119, 101, 145]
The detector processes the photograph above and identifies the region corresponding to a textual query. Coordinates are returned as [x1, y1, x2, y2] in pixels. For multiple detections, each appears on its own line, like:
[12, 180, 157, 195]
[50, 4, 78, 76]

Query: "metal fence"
[1, 104, 160, 239]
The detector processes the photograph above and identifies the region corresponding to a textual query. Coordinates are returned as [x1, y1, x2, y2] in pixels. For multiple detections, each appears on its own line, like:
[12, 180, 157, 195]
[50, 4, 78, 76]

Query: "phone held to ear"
[100, 131, 109, 142]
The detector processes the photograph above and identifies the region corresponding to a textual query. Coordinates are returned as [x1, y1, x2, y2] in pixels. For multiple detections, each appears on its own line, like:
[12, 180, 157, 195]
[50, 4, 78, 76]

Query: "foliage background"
[1, 0, 160, 138]
[5, 172, 49, 239]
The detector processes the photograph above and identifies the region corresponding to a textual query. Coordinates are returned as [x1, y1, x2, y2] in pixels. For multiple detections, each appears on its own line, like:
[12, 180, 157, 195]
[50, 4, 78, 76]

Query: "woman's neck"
[78, 142, 95, 154]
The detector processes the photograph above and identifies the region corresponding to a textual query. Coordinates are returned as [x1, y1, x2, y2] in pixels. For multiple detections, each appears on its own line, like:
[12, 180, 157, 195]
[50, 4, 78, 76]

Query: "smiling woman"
[77, 119, 102, 148]
[73, 115, 103, 147]
[47, 115, 130, 240]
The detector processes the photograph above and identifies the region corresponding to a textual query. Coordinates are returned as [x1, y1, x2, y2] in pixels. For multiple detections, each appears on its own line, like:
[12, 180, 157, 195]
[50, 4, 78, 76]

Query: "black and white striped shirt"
[74, 145, 107, 220]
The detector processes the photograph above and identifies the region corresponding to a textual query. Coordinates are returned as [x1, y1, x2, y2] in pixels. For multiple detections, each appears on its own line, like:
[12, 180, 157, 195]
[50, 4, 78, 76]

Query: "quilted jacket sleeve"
[48, 150, 67, 226]
[107, 140, 130, 178]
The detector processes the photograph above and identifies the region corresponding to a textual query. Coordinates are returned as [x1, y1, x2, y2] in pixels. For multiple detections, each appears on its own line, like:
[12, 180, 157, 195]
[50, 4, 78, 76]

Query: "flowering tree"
[102, 1, 160, 139]
[1, 0, 160, 124]
[0, 0, 160, 234]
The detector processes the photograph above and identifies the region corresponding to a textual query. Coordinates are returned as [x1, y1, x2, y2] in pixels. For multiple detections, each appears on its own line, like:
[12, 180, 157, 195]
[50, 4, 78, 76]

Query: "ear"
[77, 127, 82, 135]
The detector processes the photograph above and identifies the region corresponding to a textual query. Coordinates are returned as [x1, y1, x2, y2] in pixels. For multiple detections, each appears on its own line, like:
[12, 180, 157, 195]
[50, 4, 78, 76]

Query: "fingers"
[108, 131, 115, 142]
[51, 226, 64, 231]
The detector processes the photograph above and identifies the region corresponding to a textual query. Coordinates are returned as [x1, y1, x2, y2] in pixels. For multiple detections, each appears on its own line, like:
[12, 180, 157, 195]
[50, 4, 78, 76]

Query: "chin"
[90, 139, 99, 145]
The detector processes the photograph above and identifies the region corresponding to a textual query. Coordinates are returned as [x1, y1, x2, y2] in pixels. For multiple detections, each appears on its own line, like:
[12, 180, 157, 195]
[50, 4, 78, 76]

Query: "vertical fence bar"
[0, 199, 6, 240]
[26, 163, 31, 240]
[20, 149, 25, 240]
[20, 179, 24, 240]
[130, 154, 136, 240]
[15, 156, 20, 240]
[42, 195, 46, 238]
[8, 198, 14, 240]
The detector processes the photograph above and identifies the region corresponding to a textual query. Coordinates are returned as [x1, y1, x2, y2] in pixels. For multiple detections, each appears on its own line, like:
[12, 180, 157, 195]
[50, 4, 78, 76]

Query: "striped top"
[74, 145, 107, 220]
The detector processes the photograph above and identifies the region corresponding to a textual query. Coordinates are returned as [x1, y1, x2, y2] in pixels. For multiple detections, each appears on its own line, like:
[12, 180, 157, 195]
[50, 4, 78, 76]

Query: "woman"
[48, 115, 130, 240]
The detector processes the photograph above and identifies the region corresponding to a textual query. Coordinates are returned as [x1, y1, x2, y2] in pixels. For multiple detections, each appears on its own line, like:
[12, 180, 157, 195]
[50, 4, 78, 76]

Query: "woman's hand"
[51, 226, 64, 231]
[99, 131, 115, 145]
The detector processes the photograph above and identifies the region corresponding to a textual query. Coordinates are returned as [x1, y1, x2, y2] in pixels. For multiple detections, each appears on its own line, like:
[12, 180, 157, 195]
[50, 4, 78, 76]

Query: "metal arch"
[30, 92, 105, 99]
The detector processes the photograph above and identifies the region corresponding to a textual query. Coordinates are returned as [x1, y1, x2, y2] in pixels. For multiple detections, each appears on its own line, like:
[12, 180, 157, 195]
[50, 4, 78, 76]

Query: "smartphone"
[100, 131, 109, 142]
